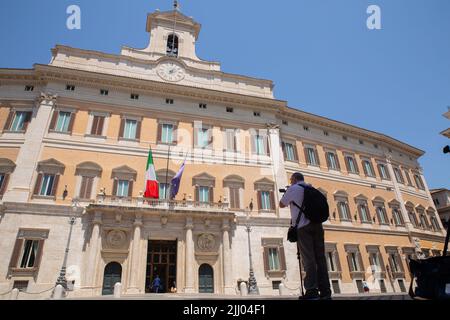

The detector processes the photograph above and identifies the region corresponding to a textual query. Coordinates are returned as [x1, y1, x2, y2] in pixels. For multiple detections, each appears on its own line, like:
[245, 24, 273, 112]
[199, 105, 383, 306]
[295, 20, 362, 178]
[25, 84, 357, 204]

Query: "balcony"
[93, 194, 230, 213]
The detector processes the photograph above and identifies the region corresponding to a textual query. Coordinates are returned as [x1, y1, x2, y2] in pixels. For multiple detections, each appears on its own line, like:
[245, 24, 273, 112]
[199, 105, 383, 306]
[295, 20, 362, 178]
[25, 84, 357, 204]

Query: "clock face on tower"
[157, 62, 186, 82]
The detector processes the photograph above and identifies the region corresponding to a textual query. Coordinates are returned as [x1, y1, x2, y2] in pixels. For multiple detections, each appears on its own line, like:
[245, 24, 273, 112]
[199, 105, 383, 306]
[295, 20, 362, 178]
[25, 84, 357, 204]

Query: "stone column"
[385, 156, 414, 230]
[85, 212, 102, 288]
[3, 93, 57, 202]
[184, 217, 195, 293]
[127, 213, 143, 294]
[267, 123, 290, 218]
[222, 218, 234, 295]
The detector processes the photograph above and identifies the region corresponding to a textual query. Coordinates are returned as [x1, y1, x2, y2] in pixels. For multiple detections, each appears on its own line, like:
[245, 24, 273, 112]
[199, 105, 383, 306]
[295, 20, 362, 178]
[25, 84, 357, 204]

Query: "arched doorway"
[102, 262, 122, 295]
[198, 264, 214, 293]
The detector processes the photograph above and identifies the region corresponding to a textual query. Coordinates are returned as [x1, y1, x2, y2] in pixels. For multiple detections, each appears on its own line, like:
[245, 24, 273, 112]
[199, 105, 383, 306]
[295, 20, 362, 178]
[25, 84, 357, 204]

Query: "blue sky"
[0, 0, 449, 189]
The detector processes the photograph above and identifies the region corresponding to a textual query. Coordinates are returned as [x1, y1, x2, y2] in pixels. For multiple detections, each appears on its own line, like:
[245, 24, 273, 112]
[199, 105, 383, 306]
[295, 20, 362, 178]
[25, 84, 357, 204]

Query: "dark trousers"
[297, 223, 331, 295]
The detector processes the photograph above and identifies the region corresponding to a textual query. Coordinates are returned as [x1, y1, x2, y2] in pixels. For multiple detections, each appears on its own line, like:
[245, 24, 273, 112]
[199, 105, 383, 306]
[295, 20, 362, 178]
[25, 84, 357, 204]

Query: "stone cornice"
[31, 64, 282, 110]
[279, 107, 424, 158]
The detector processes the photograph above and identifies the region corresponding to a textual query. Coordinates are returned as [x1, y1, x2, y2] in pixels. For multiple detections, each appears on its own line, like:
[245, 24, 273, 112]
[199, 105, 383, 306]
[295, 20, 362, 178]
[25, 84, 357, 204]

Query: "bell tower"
[142, 1, 202, 61]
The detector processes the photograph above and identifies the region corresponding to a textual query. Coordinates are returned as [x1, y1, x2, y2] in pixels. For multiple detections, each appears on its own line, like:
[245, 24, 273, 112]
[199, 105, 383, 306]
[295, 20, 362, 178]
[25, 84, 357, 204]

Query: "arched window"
[167, 34, 179, 57]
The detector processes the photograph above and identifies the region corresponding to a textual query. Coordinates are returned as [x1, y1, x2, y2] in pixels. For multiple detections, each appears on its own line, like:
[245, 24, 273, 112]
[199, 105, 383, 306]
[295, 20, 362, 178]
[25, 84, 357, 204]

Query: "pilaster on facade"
[221, 218, 234, 294]
[3, 93, 57, 203]
[184, 216, 195, 293]
[127, 213, 143, 294]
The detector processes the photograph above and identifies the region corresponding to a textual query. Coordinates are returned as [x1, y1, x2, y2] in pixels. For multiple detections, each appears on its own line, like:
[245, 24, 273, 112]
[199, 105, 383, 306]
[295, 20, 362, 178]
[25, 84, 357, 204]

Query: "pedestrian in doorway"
[152, 275, 161, 293]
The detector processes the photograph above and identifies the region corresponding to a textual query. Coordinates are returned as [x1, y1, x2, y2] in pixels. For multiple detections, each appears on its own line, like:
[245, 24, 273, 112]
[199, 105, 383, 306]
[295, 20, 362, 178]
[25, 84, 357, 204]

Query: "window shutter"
[33, 174, 43, 195]
[346, 253, 354, 272]
[293, 144, 299, 161]
[195, 186, 199, 202]
[9, 239, 24, 270]
[209, 187, 214, 203]
[112, 179, 118, 196]
[34, 240, 45, 272]
[357, 252, 364, 272]
[172, 123, 178, 144]
[336, 155, 341, 170]
[266, 137, 270, 156]
[85, 177, 93, 199]
[269, 191, 275, 210]
[345, 157, 350, 172]
[377, 164, 382, 178]
[334, 251, 342, 271]
[362, 161, 368, 176]
[396, 254, 405, 272]
[79, 177, 87, 199]
[128, 180, 134, 197]
[3, 109, 14, 131]
[51, 175, 60, 196]
[251, 136, 256, 154]
[304, 147, 310, 164]
[0, 174, 9, 195]
[279, 246, 287, 271]
[49, 110, 58, 131]
[97, 116, 105, 136]
[118, 118, 125, 138]
[193, 127, 198, 148]
[91, 116, 99, 135]
[135, 121, 142, 140]
[263, 247, 270, 274]
[314, 149, 320, 166]
[22, 112, 32, 131]
[156, 123, 162, 142]
[325, 153, 331, 169]
[257, 191, 262, 210]
[233, 133, 237, 152]
[208, 128, 213, 146]
[281, 142, 287, 159]
[67, 112, 76, 133]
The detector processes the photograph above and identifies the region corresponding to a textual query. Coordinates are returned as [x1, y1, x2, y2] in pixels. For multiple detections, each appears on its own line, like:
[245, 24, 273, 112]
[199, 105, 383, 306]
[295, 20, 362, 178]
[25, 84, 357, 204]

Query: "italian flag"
[144, 148, 159, 199]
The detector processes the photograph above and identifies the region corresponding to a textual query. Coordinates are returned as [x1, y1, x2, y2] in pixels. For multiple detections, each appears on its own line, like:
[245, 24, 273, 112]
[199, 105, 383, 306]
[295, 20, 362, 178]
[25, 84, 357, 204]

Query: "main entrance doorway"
[102, 262, 122, 295]
[145, 240, 177, 293]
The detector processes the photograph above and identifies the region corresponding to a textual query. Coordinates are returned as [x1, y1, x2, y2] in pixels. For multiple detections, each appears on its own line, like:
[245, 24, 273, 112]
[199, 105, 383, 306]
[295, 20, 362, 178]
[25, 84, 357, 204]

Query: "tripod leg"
[297, 245, 305, 297]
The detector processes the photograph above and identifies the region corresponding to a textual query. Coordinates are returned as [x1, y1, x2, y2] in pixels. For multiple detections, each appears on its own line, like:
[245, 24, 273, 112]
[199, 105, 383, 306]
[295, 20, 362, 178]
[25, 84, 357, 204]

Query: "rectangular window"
[338, 202, 351, 221]
[419, 214, 429, 229]
[66, 85, 75, 91]
[393, 167, 404, 184]
[224, 129, 237, 152]
[226, 107, 234, 113]
[24, 85, 34, 92]
[378, 164, 390, 180]
[116, 180, 130, 197]
[79, 176, 94, 200]
[389, 254, 400, 272]
[376, 207, 388, 224]
[131, 93, 139, 100]
[161, 124, 174, 144]
[430, 216, 440, 231]
[39, 174, 55, 196]
[90, 115, 105, 136]
[254, 135, 267, 155]
[19, 240, 40, 269]
[408, 211, 418, 227]
[100, 89, 109, 96]
[10, 111, 31, 132]
[359, 204, 370, 223]
[326, 252, 336, 272]
[370, 252, 382, 272]
[392, 209, 404, 226]
[306, 147, 318, 166]
[13, 281, 29, 292]
[253, 111, 261, 117]
[350, 252, 360, 271]
[414, 175, 425, 190]
[159, 183, 170, 200]
[284, 142, 297, 161]
[124, 119, 137, 140]
[199, 103, 207, 109]
[166, 99, 174, 104]
[268, 248, 280, 271]
[0, 174, 6, 194]
[260, 191, 272, 210]
[332, 280, 341, 294]
[229, 187, 240, 209]
[404, 170, 413, 186]
[197, 128, 210, 148]
[198, 186, 210, 203]
[55, 111, 72, 132]
[345, 156, 358, 174]
[362, 160, 375, 177]
[326, 152, 340, 170]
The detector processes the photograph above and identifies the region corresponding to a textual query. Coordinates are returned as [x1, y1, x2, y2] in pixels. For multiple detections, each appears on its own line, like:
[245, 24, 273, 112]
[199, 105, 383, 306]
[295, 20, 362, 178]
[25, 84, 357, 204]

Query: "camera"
[279, 186, 290, 193]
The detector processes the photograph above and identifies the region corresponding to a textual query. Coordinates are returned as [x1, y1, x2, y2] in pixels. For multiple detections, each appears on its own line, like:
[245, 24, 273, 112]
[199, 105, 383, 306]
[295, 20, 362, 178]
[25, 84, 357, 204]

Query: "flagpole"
[164, 144, 171, 200]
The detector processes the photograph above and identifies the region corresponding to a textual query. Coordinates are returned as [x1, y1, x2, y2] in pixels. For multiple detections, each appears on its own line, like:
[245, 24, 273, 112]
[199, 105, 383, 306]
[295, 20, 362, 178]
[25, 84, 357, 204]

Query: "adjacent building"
[0, 7, 446, 299]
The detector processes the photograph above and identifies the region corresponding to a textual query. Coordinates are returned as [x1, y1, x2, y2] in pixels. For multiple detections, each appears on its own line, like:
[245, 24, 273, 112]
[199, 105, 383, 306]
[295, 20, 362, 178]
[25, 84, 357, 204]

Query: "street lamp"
[55, 199, 78, 292]
[245, 208, 259, 295]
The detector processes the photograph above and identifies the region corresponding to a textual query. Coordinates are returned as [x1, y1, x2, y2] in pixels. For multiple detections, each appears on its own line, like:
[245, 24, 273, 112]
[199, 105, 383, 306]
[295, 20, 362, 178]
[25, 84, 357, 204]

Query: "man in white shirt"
[280, 172, 331, 300]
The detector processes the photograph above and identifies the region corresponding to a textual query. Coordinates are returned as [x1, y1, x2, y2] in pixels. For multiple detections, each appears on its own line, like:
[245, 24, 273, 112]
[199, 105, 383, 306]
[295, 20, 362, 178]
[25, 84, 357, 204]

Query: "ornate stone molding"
[37, 92, 58, 104]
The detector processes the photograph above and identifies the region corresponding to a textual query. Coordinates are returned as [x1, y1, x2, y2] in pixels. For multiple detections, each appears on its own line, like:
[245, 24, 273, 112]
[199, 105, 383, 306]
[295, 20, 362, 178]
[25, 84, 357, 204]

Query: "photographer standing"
[279, 172, 332, 300]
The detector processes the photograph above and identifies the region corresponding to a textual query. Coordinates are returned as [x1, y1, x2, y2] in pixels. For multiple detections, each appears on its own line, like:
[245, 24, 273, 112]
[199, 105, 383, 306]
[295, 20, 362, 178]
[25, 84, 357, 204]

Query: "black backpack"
[294, 185, 329, 224]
